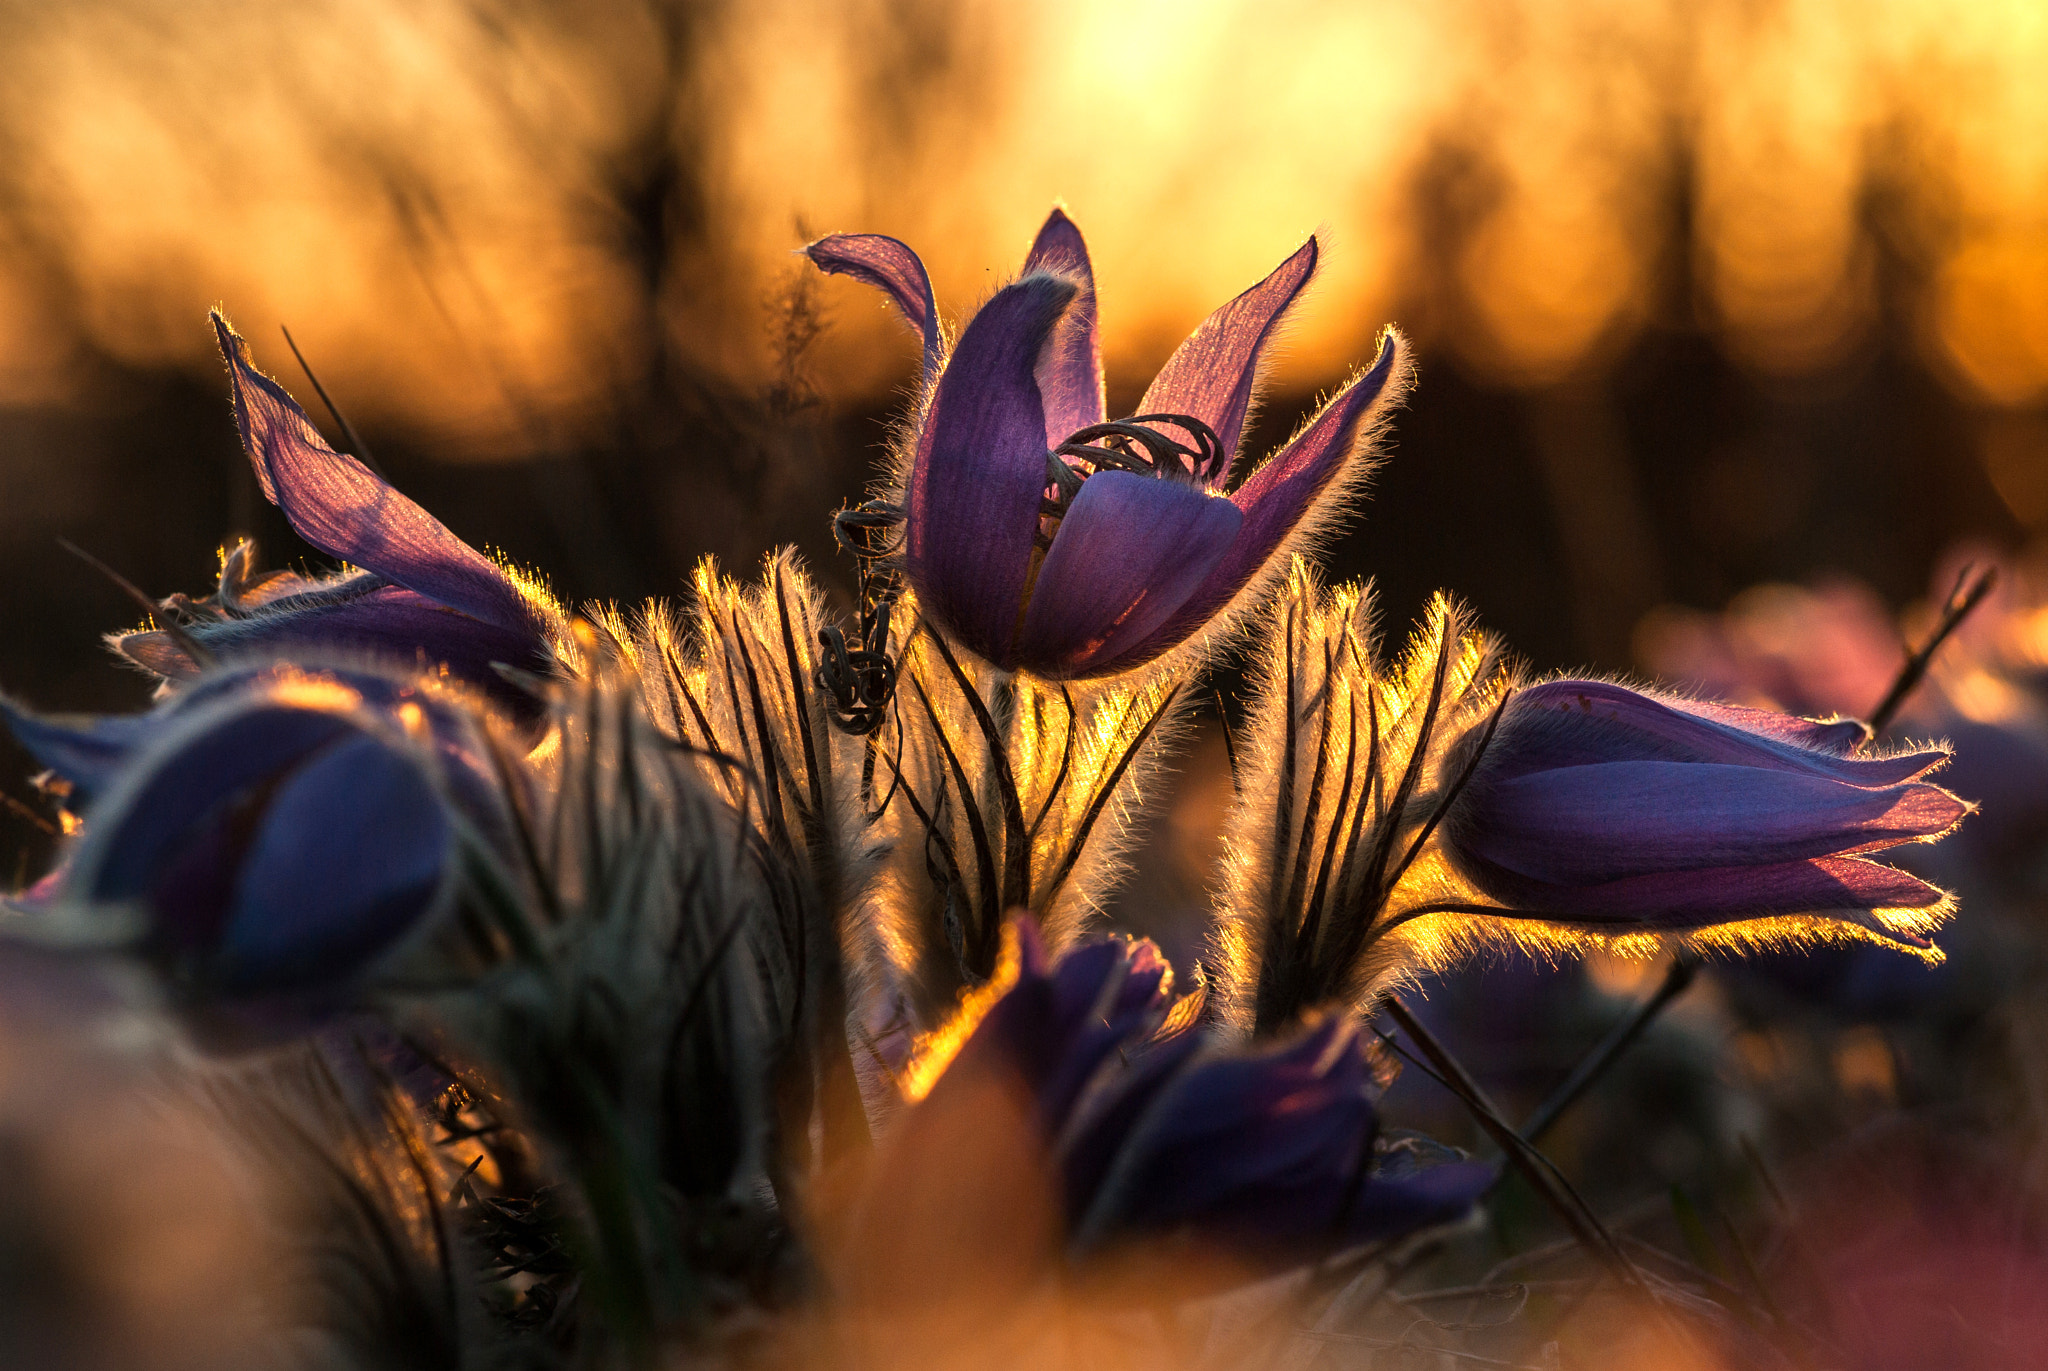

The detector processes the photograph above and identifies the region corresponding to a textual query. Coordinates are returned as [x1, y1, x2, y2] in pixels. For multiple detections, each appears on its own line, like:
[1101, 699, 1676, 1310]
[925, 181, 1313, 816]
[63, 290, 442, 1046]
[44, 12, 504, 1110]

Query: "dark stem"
[1519, 956, 1698, 1144]
[1382, 997, 1643, 1291]
[280, 324, 390, 481]
[1865, 562, 1997, 736]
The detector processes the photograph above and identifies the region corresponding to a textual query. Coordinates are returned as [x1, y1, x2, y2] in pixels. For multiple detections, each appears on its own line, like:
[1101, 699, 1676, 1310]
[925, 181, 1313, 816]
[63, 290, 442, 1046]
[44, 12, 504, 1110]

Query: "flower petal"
[1137, 236, 1318, 471]
[128, 586, 548, 716]
[1465, 762, 1968, 884]
[1012, 471, 1243, 677]
[803, 232, 943, 383]
[907, 274, 1078, 666]
[213, 585, 544, 697]
[1470, 857, 1950, 948]
[78, 704, 358, 905]
[1022, 209, 1105, 442]
[218, 732, 448, 991]
[1493, 682, 1947, 788]
[1088, 334, 1403, 674]
[212, 314, 540, 639]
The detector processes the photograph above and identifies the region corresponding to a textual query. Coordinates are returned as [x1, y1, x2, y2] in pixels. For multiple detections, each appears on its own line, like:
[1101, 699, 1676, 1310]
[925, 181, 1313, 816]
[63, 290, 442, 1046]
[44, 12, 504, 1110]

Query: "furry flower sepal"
[806, 210, 1409, 680]
[838, 921, 1490, 1301]
[111, 315, 565, 713]
[1441, 681, 1970, 955]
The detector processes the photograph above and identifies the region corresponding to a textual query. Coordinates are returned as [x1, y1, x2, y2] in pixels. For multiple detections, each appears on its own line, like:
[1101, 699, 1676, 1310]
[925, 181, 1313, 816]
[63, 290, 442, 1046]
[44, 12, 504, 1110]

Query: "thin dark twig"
[923, 626, 1031, 910]
[1383, 997, 1644, 1290]
[1520, 957, 1698, 1144]
[281, 324, 390, 481]
[0, 793, 57, 838]
[57, 538, 214, 668]
[1213, 688, 1239, 788]
[1026, 685, 1078, 841]
[1866, 563, 1997, 736]
[1039, 681, 1180, 907]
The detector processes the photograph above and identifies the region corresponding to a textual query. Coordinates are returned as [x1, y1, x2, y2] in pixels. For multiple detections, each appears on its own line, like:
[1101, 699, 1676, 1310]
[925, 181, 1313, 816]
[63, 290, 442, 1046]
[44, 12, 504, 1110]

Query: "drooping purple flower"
[849, 921, 1490, 1289]
[1441, 681, 1970, 950]
[111, 315, 564, 713]
[806, 211, 1409, 680]
[7, 660, 518, 1034]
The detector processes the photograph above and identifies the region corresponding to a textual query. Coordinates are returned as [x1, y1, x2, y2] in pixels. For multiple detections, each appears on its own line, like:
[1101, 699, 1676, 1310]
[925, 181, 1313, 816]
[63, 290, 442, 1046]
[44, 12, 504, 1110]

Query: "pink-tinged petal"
[907, 275, 1078, 665]
[1022, 209, 1104, 442]
[1497, 682, 1946, 788]
[212, 315, 537, 638]
[1013, 472, 1242, 677]
[1673, 698, 1869, 754]
[803, 232, 942, 383]
[1087, 334, 1401, 675]
[1468, 763, 1967, 885]
[1137, 236, 1318, 469]
[1468, 856, 1949, 942]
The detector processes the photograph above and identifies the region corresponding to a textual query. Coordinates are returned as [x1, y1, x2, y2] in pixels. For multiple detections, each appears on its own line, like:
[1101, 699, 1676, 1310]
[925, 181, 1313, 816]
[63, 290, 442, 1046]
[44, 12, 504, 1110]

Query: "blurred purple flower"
[7, 661, 516, 1034]
[1642, 568, 2048, 868]
[112, 315, 564, 712]
[806, 211, 1408, 679]
[854, 921, 1490, 1284]
[1442, 681, 1969, 950]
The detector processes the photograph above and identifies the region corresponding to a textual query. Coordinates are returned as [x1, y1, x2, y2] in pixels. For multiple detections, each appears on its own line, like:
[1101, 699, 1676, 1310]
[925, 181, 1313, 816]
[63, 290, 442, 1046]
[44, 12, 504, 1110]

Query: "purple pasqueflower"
[1440, 681, 1970, 950]
[6, 661, 517, 1034]
[849, 921, 1490, 1290]
[112, 314, 563, 712]
[806, 211, 1408, 680]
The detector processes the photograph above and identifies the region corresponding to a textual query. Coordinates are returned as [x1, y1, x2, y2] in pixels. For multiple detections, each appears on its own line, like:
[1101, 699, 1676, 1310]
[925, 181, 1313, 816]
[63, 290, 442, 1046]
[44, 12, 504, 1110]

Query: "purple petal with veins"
[213, 314, 539, 640]
[1493, 682, 1947, 788]
[1014, 471, 1242, 676]
[1137, 236, 1318, 471]
[122, 585, 547, 716]
[1470, 762, 1967, 884]
[1088, 335, 1400, 675]
[803, 232, 943, 383]
[1023, 209, 1105, 442]
[906, 274, 1077, 665]
[1455, 855, 1949, 941]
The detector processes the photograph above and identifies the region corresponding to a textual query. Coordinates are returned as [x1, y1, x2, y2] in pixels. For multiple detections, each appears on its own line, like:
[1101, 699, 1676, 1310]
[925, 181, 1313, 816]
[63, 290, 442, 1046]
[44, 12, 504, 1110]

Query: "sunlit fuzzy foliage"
[404, 651, 806, 1348]
[868, 602, 1189, 1021]
[1213, 561, 1511, 1035]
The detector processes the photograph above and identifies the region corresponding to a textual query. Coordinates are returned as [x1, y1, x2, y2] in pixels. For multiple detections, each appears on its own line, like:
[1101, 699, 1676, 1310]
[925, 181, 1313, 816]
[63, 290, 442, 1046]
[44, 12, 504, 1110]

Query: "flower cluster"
[0, 211, 1977, 1366]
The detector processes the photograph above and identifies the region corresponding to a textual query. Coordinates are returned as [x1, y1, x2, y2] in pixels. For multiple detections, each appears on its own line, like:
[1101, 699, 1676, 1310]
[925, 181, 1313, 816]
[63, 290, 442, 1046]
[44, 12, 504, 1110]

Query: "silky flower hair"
[864, 607, 1189, 1021]
[1213, 562, 1511, 1034]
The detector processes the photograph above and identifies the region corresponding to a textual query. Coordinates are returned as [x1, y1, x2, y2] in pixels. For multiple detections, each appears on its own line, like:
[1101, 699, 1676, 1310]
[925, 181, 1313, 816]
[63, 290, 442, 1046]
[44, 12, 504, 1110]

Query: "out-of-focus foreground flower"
[112, 315, 566, 713]
[805, 210, 1408, 680]
[4, 660, 520, 1036]
[834, 920, 1492, 1307]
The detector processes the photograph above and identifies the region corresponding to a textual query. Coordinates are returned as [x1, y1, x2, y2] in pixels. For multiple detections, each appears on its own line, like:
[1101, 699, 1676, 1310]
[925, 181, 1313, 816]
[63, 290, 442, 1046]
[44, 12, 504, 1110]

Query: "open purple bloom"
[852, 921, 1490, 1287]
[9, 661, 517, 1033]
[111, 315, 564, 712]
[1442, 681, 1970, 950]
[807, 211, 1409, 679]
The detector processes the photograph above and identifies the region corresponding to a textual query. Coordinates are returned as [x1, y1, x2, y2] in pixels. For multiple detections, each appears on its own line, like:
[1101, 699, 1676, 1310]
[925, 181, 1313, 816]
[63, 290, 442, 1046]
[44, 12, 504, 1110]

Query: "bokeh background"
[0, 0, 2043, 857]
